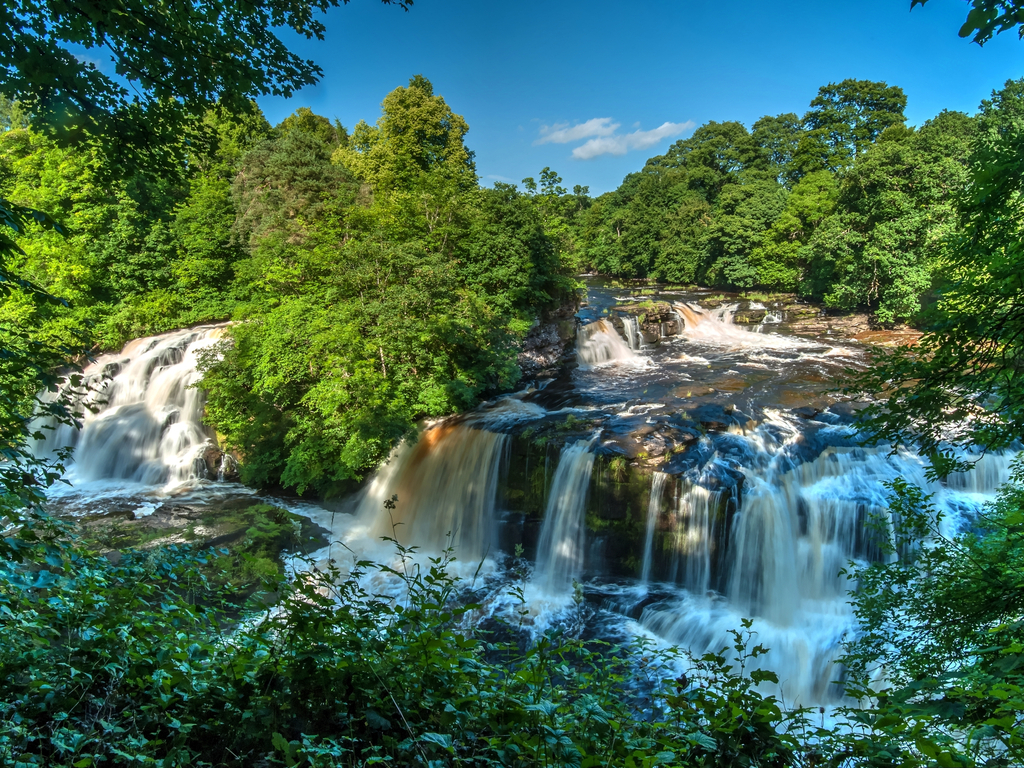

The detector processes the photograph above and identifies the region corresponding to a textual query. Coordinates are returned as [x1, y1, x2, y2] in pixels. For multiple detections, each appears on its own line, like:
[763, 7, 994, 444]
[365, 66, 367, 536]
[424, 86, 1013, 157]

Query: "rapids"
[37, 279, 1016, 709]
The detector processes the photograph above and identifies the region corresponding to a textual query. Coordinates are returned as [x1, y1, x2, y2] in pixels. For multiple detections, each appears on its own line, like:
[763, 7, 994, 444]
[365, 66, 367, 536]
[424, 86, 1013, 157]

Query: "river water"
[37, 279, 1014, 708]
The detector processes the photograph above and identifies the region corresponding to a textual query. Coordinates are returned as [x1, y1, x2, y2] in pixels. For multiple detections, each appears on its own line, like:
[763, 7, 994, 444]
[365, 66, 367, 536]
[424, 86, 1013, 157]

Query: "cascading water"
[674, 302, 812, 349]
[640, 471, 668, 583]
[576, 319, 639, 366]
[35, 325, 227, 491]
[349, 422, 509, 563]
[622, 315, 642, 351]
[666, 480, 728, 596]
[635, 407, 1013, 706]
[533, 438, 598, 595]
[35, 278, 1018, 713]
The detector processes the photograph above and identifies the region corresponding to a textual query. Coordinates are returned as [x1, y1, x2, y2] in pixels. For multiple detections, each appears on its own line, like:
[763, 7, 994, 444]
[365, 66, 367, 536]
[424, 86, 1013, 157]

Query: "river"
[37, 279, 1014, 709]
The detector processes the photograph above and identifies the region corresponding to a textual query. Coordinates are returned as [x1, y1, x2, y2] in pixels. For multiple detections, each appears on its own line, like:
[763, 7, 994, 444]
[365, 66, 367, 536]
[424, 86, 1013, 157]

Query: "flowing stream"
[37, 280, 1016, 708]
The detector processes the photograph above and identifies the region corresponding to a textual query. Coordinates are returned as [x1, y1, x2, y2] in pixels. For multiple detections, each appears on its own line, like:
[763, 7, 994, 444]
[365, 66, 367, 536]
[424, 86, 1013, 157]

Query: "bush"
[0, 526, 807, 767]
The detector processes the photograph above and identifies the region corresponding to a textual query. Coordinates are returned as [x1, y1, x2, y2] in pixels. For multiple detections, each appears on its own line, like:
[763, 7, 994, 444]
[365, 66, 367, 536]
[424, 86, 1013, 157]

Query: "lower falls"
[36, 280, 1016, 709]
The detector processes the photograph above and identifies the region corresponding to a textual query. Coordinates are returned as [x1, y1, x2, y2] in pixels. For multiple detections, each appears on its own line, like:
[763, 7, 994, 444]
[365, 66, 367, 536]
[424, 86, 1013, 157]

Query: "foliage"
[914, 0, 1024, 44]
[796, 79, 907, 172]
[847, 79, 1024, 459]
[0, 524, 809, 767]
[0, 175, 82, 551]
[191, 79, 573, 495]
[0, 0, 408, 178]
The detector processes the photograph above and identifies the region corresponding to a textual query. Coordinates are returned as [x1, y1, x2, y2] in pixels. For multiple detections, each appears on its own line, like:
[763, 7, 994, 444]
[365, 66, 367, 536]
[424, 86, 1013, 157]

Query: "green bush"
[0, 526, 807, 767]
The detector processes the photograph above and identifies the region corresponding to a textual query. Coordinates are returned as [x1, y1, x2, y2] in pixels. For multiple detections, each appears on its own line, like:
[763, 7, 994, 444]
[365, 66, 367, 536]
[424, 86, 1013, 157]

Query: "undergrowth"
[0, 517, 809, 767]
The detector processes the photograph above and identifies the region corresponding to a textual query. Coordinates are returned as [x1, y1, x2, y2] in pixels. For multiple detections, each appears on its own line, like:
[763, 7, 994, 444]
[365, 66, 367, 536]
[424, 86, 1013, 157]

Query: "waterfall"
[353, 422, 509, 563]
[35, 325, 227, 489]
[639, 415, 1015, 707]
[667, 481, 727, 596]
[640, 471, 669, 583]
[673, 302, 811, 349]
[670, 308, 685, 337]
[576, 320, 639, 366]
[534, 438, 598, 595]
[621, 315, 641, 351]
[947, 451, 1018, 494]
[39, 278, 1016, 711]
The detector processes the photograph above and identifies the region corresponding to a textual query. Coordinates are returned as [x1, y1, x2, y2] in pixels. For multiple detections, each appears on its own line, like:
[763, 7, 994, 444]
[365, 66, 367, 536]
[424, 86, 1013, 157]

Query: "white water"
[636, 411, 1013, 706]
[621, 315, 642, 351]
[675, 303, 818, 350]
[350, 423, 509, 564]
[533, 438, 598, 595]
[666, 480, 727, 596]
[640, 471, 669, 583]
[576, 319, 640, 366]
[36, 326, 228, 494]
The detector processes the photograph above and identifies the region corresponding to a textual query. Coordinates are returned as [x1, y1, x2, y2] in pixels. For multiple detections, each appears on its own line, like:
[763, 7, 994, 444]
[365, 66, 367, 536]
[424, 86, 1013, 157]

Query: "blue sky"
[257, 0, 1023, 195]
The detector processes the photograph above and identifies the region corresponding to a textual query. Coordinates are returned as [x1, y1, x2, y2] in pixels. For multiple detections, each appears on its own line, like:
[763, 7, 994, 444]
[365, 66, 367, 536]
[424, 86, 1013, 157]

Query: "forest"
[1, 0, 1023, 765]
[2, 74, 1010, 493]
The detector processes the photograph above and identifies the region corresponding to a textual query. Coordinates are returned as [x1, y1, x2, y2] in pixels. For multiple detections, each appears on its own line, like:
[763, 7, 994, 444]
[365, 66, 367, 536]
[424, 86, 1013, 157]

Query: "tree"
[849, 79, 1024, 460]
[704, 180, 788, 288]
[914, 0, 1024, 44]
[335, 75, 476, 195]
[748, 169, 838, 290]
[751, 113, 804, 185]
[803, 117, 972, 322]
[796, 79, 907, 172]
[1, 0, 409, 177]
[652, 121, 764, 201]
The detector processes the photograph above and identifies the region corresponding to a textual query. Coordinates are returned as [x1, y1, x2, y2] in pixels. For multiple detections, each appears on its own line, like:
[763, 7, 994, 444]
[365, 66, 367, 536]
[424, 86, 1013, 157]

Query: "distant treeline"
[575, 78, 1010, 324]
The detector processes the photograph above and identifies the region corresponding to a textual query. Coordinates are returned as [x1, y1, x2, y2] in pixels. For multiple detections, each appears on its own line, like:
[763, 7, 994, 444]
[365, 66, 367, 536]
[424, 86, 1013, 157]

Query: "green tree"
[0, 0, 408, 177]
[748, 170, 838, 290]
[914, 0, 1024, 44]
[704, 180, 788, 288]
[201, 80, 568, 494]
[336, 75, 476, 195]
[751, 112, 804, 185]
[796, 79, 907, 172]
[653, 120, 764, 201]
[850, 79, 1024, 457]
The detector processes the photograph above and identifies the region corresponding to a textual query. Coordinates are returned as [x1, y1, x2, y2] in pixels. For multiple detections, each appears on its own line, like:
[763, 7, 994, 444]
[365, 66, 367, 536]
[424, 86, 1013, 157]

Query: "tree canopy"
[577, 77, 968, 324]
[0, 0, 408, 175]
[915, 0, 1024, 44]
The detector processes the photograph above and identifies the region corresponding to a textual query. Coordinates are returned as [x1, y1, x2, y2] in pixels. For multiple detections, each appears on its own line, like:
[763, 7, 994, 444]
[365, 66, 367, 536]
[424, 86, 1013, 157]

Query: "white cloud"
[571, 121, 695, 160]
[535, 117, 619, 145]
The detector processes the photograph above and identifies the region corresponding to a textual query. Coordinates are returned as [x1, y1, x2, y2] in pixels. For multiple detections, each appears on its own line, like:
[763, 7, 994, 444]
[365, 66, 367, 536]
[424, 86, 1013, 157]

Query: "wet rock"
[662, 428, 699, 452]
[169, 504, 204, 520]
[615, 301, 683, 339]
[733, 309, 766, 324]
[792, 406, 821, 420]
[517, 319, 575, 378]
[203, 446, 222, 478]
[687, 404, 752, 434]
[641, 435, 668, 458]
